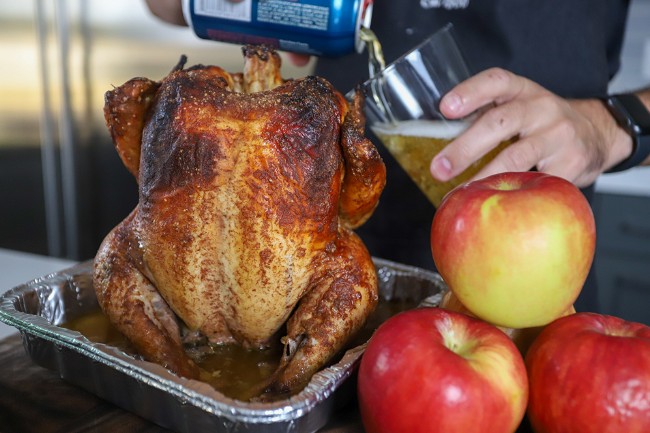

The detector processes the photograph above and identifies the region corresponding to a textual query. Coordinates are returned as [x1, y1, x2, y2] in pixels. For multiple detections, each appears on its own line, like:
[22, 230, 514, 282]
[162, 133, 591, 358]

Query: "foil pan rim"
[0, 257, 445, 427]
[0, 263, 359, 423]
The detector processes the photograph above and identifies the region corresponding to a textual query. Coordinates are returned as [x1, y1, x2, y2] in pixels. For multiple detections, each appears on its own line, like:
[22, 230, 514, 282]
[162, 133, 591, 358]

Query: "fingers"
[429, 68, 612, 188]
[431, 68, 540, 180]
[440, 68, 532, 119]
[431, 68, 567, 183]
[431, 102, 605, 188]
[431, 97, 536, 181]
[145, 0, 187, 26]
[286, 53, 312, 67]
[470, 136, 546, 180]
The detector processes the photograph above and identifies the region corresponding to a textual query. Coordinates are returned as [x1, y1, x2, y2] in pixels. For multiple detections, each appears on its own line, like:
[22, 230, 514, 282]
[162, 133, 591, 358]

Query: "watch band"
[603, 93, 650, 173]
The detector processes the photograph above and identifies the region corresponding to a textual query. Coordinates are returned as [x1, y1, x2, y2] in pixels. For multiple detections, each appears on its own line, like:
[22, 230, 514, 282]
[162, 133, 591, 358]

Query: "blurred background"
[0, 0, 314, 261]
[0, 0, 648, 324]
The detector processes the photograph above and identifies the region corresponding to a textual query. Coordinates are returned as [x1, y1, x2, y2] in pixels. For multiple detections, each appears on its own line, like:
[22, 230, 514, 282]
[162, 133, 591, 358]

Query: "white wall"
[596, 0, 650, 197]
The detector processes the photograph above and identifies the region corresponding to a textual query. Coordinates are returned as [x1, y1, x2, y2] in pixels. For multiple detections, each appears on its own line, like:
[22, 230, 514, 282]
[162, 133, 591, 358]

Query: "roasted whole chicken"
[93, 46, 386, 398]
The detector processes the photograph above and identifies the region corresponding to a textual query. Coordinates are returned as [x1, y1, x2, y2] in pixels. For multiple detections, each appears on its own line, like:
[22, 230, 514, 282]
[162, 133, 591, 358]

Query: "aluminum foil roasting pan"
[0, 258, 446, 433]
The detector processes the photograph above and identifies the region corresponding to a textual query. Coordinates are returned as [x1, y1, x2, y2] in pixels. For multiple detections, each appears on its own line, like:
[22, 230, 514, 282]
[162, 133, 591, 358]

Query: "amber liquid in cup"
[359, 25, 510, 207]
[372, 120, 509, 207]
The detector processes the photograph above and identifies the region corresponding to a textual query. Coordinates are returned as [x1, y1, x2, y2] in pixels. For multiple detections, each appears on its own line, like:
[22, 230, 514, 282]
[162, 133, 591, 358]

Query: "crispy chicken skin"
[94, 46, 386, 397]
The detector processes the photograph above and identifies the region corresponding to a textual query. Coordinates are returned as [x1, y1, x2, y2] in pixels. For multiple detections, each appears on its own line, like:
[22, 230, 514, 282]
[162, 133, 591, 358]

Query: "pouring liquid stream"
[360, 26, 386, 78]
[359, 27, 396, 123]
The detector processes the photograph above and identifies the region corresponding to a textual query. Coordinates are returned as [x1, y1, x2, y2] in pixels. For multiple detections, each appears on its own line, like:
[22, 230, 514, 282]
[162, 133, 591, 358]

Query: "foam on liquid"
[371, 119, 470, 139]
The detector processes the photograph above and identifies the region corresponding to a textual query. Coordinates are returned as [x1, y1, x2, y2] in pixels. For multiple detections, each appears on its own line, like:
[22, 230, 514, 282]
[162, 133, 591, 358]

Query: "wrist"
[597, 98, 634, 170]
[602, 93, 650, 172]
[573, 98, 633, 171]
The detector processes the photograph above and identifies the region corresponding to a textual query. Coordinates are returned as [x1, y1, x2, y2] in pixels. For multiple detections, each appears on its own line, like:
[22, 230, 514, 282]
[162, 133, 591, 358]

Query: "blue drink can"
[182, 0, 374, 57]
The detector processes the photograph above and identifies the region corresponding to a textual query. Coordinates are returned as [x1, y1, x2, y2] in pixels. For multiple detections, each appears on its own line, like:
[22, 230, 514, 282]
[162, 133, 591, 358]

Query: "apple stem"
[437, 316, 476, 358]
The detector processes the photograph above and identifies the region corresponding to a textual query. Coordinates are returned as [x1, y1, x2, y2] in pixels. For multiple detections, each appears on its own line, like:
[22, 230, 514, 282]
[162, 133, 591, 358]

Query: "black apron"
[315, 0, 631, 313]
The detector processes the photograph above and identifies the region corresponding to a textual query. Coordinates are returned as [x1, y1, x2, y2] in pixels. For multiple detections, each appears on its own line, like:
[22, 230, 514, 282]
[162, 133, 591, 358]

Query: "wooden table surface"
[0, 333, 535, 433]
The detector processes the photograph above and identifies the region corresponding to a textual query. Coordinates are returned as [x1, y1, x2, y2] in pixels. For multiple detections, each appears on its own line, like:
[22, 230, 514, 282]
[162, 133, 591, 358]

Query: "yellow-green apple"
[358, 308, 528, 433]
[526, 312, 650, 433]
[431, 171, 595, 328]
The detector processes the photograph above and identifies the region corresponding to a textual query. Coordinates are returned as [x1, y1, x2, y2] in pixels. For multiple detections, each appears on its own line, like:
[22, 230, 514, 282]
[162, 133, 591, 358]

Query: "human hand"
[145, 0, 186, 26]
[430, 68, 634, 187]
[286, 53, 312, 67]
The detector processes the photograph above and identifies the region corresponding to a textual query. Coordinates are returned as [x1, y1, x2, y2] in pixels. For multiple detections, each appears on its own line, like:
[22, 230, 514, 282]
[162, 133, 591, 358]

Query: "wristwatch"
[603, 93, 650, 172]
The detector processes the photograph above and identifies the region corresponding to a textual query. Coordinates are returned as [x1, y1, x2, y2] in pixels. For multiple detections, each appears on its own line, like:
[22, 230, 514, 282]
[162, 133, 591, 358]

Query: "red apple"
[526, 312, 650, 433]
[431, 171, 596, 328]
[358, 308, 528, 433]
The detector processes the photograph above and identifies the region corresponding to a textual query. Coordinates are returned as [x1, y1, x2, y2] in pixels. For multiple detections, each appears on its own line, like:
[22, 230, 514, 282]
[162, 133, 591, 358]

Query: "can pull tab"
[362, 0, 374, 19]
[355, 0, 374, 53]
